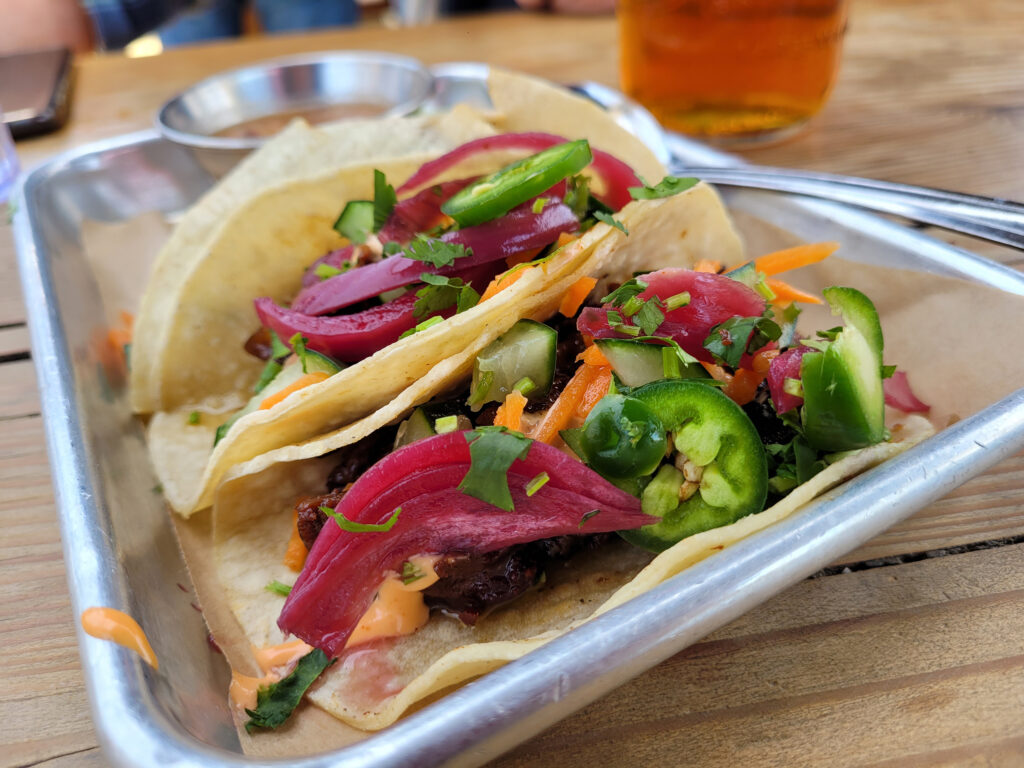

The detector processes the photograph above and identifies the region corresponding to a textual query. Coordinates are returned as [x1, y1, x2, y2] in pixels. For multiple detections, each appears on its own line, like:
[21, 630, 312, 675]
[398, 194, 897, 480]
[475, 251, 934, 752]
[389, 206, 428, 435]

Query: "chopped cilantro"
[816, 326, 843, 342]
[532, 197, 549, 214]
[513, 377, 536, 396]
[468, 370, 494, 408]
[320, 505, 402, 533]
[881, 364, 897, 379]
[399, 314, 445, 339]
[458, 428, 532, 511]
[123, 343, 132, 370]
[601, 278, 647, 307]
[564, 174, 592, 219]
[382, 241, 403, 256]
[401, 560, 425, 585]
[704, 316, 782, 368]
[594, 210, 628, 235]
[434, 415, 459, 434]
[254, 360, 283, 394]
[662, 346, 683, 379]
[315, 262, 349, 280]
[606, 309, 641, 337]
[578, 509, 602, 528]
[634, 296, 666, 336]
[525, 472, 549, 497]
[628, 176, 699, 200]
[413, 273, 480, 319]
[187, 410, 201, 425]
[404, 235, 472, 268]
[264, 580, 292, 596]
[244, 649, 333, 732]
[373, 169, 397, 232]
[152, 483, 163, 494]
[665, 291, 691, 311]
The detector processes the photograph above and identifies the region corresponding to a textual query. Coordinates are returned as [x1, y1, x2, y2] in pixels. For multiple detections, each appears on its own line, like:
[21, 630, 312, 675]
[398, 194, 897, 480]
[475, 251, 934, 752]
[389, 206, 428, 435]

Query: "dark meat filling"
[423, 534, 612, 625]
[742, 380, 798, 446]
[294, 491, 342, 551]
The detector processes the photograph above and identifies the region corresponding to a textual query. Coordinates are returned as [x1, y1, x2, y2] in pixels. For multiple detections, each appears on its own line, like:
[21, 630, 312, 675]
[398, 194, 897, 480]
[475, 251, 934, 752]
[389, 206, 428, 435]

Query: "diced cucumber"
[300, 348, 343, 376]
[394, 407, 436, 449]
[469, 320, 556, 408]
[333, 199, 374, 243]
[596, 339, 708, 387]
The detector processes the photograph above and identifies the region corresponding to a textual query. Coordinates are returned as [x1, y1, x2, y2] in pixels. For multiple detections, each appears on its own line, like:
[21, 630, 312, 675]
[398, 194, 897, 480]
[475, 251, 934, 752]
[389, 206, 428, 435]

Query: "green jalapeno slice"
[619, 380, 768, 553]
[441, 140, 593, 227]
[578, 394, 667, 480]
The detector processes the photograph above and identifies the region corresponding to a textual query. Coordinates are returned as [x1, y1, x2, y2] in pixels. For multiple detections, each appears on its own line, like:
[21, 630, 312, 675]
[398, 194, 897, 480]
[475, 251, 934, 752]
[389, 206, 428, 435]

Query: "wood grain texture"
[1, 1, 1023, 766]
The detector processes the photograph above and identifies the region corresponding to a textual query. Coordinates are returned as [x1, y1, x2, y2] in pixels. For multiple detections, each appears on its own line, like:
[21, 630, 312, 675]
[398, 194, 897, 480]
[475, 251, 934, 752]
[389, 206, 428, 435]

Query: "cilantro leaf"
[703, 316, 782, 368]
[264, 580, 292, 596]
[413, 273, 480, 319]
[373, 169, 397, 232]
[401, 560, 425, 585]
[244, 649, 333, 732]
[187, 411, 201, 425]
[320, 505, 402, 533]
[601, 278, 647, 307]
[404, 235, 472, 268]
[458, 428, 532, 511]
[253, 330, 292, 394]
[578, 509, 602, 528]
[594, 210, 629, 235]
[634, 296, 666, 336]
[628, 176, 699, 200]
[564, 174, 592, 219]
[881, 364, 897, 379]
[315, 262, 349, 280]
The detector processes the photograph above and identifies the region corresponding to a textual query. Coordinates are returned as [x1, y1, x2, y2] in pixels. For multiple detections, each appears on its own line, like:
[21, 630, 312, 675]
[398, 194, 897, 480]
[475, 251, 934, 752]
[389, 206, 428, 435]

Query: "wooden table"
[3, 1, 1023, 765]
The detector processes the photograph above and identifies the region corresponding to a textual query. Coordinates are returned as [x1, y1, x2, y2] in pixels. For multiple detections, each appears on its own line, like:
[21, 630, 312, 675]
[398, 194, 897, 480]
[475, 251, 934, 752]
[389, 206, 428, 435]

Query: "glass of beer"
[618, 0, 848, 144]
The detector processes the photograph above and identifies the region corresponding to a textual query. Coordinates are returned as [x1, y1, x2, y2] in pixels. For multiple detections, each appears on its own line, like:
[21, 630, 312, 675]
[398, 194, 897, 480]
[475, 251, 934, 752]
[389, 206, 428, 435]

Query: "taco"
[207, 241, 934, 736]
[133, 68, 743, 516]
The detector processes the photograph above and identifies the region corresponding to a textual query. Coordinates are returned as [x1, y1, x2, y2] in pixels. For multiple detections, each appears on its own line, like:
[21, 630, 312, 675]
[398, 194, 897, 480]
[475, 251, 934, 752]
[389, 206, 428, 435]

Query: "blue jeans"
[159, 0, 360, 46]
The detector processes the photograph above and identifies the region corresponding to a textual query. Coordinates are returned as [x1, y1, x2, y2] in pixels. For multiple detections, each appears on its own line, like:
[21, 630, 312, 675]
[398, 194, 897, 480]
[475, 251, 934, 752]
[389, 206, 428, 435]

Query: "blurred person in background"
[0, 0, 613, 54]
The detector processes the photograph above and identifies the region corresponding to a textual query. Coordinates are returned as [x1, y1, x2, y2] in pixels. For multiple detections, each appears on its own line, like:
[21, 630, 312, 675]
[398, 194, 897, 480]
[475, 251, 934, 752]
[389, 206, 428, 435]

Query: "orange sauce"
[80, 607, 158, 669]
[346, 555, 440, 649]
[228, 639, 314, 713]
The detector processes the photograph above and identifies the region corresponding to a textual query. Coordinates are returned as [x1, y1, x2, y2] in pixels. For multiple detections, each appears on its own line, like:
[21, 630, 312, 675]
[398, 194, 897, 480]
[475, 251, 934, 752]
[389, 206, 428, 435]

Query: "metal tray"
[13, 69, 1024, 767]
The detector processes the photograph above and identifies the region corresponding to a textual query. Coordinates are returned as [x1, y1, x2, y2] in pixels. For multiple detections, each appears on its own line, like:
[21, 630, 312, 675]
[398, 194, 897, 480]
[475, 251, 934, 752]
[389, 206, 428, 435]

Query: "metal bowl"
[156, 51, 433, 153]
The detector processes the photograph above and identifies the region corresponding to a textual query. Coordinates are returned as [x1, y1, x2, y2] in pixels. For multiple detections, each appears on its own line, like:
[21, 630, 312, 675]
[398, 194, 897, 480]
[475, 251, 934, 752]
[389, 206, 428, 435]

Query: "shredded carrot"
[529, 363, 605, 444]
[555, 231, 578, 248]
[578, 344, 610, 367]
[106, 311, 135, 357]
[701, 362, 732, 384]
[480, 265, 535, 303]
[754, 241, 839, 276]
[259, 371, 330, 410]
[574, 366, 614, 420]
[724, 368, 763, 406]
[752, 347, 780, 375]
[282, 511, 307, 572]
[493, 390, 528, 432]
[766, 277, 823, 307]
[693, 259, 722, 273]
[559, 276, 598, 317]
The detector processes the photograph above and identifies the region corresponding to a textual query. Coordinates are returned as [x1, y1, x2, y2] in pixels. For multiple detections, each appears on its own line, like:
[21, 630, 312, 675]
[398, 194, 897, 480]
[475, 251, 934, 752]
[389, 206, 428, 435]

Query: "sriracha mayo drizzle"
[228, 639, 314, 713]
[80, 607, 158, 669]
[345, 555, 440, 649]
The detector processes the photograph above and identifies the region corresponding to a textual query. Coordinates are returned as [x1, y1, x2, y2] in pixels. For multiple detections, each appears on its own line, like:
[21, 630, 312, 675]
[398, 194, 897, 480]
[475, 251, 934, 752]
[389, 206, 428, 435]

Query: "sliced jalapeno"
[441, 140, 593, 227]
[577, 394, 667, 480]
[619, 380, 768, 553]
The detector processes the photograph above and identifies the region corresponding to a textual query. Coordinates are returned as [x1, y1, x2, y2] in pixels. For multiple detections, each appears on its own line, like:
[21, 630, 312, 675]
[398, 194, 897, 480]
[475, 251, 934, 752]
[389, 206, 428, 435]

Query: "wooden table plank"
[0, 358, 38, 418]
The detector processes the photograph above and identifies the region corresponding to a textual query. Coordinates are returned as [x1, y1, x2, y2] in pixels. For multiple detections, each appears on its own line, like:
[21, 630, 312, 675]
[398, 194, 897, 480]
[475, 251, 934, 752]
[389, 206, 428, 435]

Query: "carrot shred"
[724, 368, 763, 406]
[574, 366, 613, 420]
[701, 362, 732, 383]
[578, 344, 610, 367]
[259, 371, 330, 410]
[752, 347, 780, 375]
[693, 259, 722, 273]
[529, 364, 603, 444]
[493, 390, 528, 432]
[556, 231, 578, 248]
[559, 276, 598, 317]
[480, 265, 535, 303]
[282, 511, 307, 572]
[754, 241, 839, 276]
[505, 247, 541, 269]
[766, 277, 823, 306]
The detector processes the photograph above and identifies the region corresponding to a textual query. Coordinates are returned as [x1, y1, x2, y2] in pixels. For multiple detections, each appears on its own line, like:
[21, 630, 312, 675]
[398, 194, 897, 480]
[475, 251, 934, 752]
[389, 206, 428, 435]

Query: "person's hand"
[516, 0, 615, 14]
[0, 0, 93, 55]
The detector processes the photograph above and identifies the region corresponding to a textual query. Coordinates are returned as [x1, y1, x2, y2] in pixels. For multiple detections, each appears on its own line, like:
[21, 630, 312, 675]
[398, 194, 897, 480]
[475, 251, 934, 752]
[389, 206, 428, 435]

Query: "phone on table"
[0, 48, 73, 139]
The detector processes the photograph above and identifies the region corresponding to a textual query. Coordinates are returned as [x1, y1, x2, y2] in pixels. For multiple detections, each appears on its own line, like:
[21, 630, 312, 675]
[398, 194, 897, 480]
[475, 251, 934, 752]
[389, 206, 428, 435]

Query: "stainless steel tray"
[13, 71, 1024, 767]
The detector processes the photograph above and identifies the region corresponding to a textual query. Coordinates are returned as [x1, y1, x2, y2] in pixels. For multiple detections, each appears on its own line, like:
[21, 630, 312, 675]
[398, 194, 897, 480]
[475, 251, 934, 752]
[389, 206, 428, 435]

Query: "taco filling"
[228, 248, 933, 732]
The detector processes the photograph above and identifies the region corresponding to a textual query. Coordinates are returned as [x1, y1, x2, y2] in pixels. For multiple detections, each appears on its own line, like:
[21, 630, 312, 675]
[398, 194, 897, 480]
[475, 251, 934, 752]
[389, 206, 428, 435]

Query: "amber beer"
[619, 0, 848, 142]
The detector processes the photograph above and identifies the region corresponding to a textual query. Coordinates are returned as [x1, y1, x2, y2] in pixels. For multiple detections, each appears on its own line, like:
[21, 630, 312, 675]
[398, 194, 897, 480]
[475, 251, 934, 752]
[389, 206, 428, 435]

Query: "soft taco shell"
[211, 406, 933, 735]
[149, 182, 744, 515]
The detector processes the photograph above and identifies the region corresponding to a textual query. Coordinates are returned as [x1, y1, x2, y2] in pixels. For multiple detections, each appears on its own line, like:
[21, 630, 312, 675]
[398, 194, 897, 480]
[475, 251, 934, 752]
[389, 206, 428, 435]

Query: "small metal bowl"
[156, 51, 433, 154]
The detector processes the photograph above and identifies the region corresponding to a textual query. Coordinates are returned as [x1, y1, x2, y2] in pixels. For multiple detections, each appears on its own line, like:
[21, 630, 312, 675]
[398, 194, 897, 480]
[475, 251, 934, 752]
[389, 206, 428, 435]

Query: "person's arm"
[0, 0, 197, 54]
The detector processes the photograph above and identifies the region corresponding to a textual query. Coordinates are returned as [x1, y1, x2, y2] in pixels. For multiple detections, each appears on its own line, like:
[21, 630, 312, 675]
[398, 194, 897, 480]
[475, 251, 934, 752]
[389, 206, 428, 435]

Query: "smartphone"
[0, 48, 73, 139]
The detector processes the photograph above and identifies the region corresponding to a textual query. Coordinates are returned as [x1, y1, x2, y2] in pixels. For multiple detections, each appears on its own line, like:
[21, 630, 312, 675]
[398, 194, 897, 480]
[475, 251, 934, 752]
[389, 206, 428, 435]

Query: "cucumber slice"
[333, 199, 374, 244]
[469, 320, 557, 408]
[596, 339, 708, 387]
[394, 407, 436, 449]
